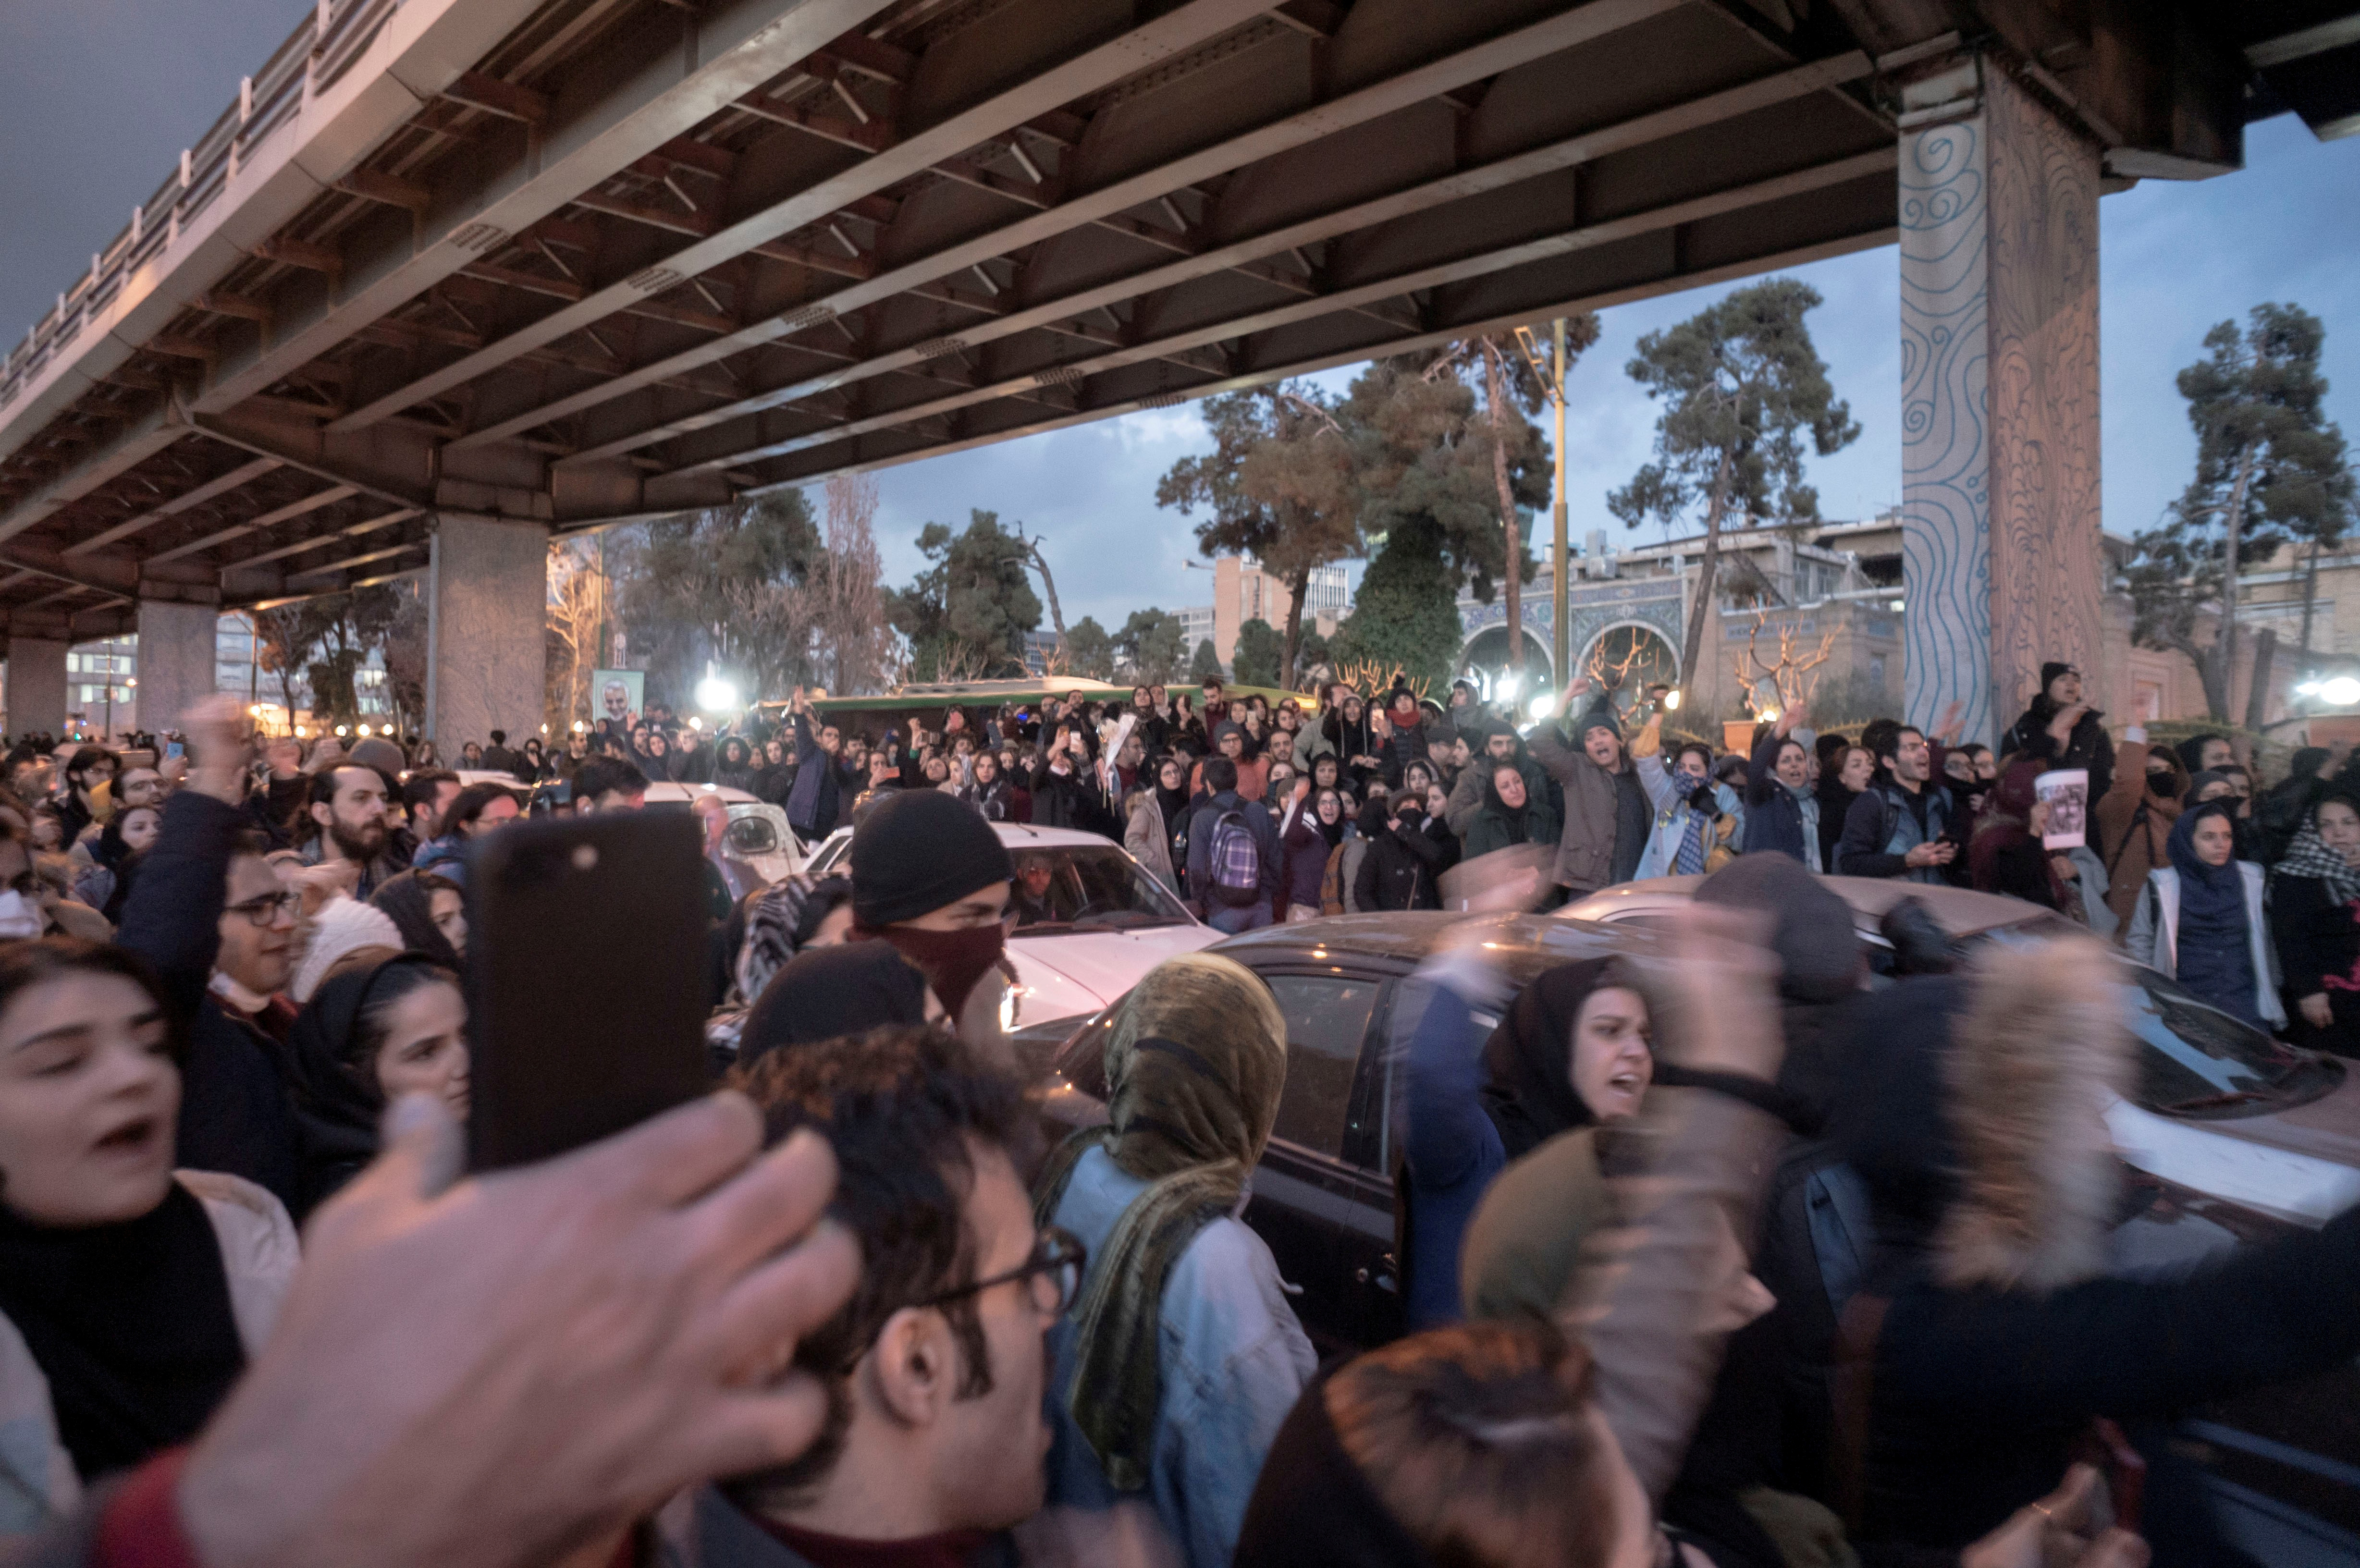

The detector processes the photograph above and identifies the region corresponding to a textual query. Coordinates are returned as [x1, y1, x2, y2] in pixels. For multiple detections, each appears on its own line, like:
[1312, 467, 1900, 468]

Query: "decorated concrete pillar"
[1899, 55, 2102, 744]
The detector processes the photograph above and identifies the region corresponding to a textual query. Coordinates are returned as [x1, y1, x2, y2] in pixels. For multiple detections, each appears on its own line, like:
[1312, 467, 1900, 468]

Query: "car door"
[1240, 967, 1391, 1355]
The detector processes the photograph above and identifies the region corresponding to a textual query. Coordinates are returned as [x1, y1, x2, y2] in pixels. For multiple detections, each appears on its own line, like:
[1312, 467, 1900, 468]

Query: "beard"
[329, 812, 388, 863]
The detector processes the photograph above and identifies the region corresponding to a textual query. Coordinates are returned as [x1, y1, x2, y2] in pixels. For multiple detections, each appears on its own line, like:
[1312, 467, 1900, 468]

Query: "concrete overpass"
[0, 0, 2352, 745]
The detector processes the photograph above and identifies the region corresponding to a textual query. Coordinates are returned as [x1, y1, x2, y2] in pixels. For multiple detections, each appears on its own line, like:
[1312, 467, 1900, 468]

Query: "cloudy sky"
[6, 2, 2357, 633]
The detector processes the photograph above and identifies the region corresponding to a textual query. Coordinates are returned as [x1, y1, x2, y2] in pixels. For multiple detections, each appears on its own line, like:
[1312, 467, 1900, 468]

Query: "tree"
[1064, 615, 1116, 680]
[1607, 278, 1859, 687]
[381, 587, 427, 735]
[807, 474, 899, 695]
[1329, 515, 1465, 693]
[1189, 638, 1224, 683]
[1156, 384, 1361, 687]
[1115, 609, 1187, 684]
[255, 587, 402, 728]
[885, 510, 1044, 679]
[545, 537, 606, 731]
[615, 492, 823, 707]
[1232, 618, 1283, 686]
[2126, 304, 2355, 723]
[1297, 626, 1330, 671]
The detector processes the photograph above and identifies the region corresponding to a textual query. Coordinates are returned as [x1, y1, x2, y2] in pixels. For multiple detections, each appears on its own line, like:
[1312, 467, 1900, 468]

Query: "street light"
[2322, 676, 2360, 707]
[695, 674, 740, 713]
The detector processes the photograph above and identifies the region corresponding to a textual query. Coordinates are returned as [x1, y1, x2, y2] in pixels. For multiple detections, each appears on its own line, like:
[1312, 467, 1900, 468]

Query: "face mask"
[870, 920, 1008, 1020]
[0, 889, 43, 941]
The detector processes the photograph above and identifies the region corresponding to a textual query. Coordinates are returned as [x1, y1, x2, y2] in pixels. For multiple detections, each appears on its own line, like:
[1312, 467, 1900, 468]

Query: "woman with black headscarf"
[0, 939, 298, 1506]
[2271, 791, 2360, 1056]
[283, 953, 468, 1218]
[2125, 798, 2284, 1029]
[711, 735, 756, 792]
[369, 869, 466, 969]
[1397, 952, 1653, 1330]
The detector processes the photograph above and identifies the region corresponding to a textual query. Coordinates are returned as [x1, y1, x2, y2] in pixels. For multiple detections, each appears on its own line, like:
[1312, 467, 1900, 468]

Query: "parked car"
[448, 772, 804, 887]
[1558, 875, 2360, 1229]
[802, 821, 1220, 1029]
[1029, 908, 2360, 1554]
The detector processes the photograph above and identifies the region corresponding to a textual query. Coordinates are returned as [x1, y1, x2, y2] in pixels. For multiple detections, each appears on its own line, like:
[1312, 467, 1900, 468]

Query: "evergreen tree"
[1329, 517, 1464, 692]
[1115, 609, 1187, 684]
[2126, 304, 2355, 723]
[1063, 615, 1115, 681]
[1232, 619, 1284, 686]
[1607, 279, 1858, 686]
[884, 510, 1044, 678]
[1189, 637, 1225, 684]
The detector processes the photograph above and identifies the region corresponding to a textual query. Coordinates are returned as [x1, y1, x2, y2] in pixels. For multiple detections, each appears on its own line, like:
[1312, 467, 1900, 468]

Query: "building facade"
[1175, 557, 1352, 671]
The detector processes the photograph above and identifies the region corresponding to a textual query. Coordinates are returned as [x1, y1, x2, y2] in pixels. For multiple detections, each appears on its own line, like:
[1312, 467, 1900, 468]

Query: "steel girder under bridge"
[0, 0, 2348, 723]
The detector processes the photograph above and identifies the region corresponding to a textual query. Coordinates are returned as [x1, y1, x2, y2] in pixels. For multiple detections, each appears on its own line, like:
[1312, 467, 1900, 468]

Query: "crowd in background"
[3, 656, 2360, 1568]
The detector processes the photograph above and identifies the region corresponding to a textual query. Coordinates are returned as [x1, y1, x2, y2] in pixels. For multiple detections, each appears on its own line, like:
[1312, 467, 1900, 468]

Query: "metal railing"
[0, 0, 407, 416]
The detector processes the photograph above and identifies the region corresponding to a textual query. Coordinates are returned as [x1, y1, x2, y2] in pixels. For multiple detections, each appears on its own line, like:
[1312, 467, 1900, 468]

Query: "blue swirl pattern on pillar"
[1899, 113, 1992, 744]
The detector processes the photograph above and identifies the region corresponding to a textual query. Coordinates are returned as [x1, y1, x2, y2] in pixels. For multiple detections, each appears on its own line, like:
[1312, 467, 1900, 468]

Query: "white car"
[450, 772, 804, 886]
[802, 822, 1220, 1029]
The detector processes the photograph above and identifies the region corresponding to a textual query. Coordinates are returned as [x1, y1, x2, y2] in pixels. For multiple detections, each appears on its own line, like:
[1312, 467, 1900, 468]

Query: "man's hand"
[1557, 675, 1594, 718]
[265, 737, 304, 780]
[182, 694, 253, 807]
[1904, 840, 1957, 869]
[1371, 710, 1391, 739]
[178, 1092, 859, 1568]
[283, 859, 362, 916]
[1932, 698, 1964, 747]
[2303, 992, 2335, 1030]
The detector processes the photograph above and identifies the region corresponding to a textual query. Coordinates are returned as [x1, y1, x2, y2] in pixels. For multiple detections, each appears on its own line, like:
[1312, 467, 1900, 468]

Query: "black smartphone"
[464, 810, 712, 1171]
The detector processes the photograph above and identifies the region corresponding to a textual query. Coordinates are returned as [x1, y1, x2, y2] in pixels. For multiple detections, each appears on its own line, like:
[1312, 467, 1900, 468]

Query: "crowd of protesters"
[3, 651, 2360, 1568]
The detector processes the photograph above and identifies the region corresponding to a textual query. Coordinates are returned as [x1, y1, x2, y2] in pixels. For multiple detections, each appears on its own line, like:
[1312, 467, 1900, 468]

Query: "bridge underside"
[0, 0, 2346, 738]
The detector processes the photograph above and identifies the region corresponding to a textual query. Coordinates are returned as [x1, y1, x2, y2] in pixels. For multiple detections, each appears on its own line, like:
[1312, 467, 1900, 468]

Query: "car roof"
[1214, 911, 1627, 972]
[639, 781, 761, 804]
[988, 823, 1129, 848]
[1561, 872, 2068, 938]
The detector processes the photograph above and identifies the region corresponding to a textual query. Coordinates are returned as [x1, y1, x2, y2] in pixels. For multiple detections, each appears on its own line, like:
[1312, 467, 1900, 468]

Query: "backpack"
[1207, 809, 1263, 907]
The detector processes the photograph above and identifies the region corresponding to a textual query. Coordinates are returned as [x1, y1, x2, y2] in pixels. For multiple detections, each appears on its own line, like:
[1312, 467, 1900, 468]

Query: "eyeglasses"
[914, 1226, 1086, 1318]
[224, 890, 299, 927]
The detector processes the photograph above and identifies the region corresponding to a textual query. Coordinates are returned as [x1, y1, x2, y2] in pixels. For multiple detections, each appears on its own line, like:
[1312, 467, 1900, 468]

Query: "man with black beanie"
[848, 788, 1015, 1032]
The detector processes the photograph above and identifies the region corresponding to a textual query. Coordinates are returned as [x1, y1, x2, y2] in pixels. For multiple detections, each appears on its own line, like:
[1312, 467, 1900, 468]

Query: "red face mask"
[867, 920, 1008, 1020]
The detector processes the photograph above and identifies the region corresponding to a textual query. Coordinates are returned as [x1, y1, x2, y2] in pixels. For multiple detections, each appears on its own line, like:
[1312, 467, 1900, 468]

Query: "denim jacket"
[1044, 1147, 1316, 1568]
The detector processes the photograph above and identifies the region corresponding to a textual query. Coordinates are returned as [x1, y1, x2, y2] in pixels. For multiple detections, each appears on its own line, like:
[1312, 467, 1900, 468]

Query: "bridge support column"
[136, 602, 219, 738]
[426, 514, 549, 756]
[1899, 54, 2102, 746]
[4, 639, 69, 737]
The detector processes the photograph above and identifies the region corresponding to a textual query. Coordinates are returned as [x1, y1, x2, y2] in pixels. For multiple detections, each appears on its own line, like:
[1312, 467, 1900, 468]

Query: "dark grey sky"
[4, 7, 2357, 630]
[0, 0, 310, 337]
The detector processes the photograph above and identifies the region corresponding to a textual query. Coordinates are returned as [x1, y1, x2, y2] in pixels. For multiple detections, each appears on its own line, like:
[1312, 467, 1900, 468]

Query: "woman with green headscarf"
[1032, 951, 1316, 1568]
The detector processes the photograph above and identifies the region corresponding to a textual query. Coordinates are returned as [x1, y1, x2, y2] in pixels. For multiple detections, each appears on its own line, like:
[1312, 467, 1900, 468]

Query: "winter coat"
[1186, 792, 1277, 913]
[783, 713, 857, 840]
[1463, 794, 1559, 860]
[1836, 943, 2360, 1552]
[1274, 803, 1333, 918]
[2093, 740, 2183, 931]
[2126, 863, 2286, 1027]
[0, 1172, 298, 1534]
[1526, 699, 1649, 892]
[1353, 814, 1451, 911]
[1030, 761, 1121, 838]
[116, 792, 303, 1209]
[1444, 739, 1548, 840]
[1631, 739, 1740, 882]
[2271, 871, 2360, 1053]
[2001, 700, 2114, 802]
[1045, 1145, 1315, 1568]
[1125, 792, 1180, 893]
[1336, 836, 1372, 913]
[1836, 779, 1954, 884]
[1744, 727, 1822, 870]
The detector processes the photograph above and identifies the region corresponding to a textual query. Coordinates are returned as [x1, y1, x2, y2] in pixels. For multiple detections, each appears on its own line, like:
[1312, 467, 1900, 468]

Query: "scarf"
[0, 1182, 245, 1480]
[1315, 807, 1346, 849]
[2275, 809, 2360, 906]
[369, 870, 462, 970]
[1480, 772, 1531, 846]
[2167, 801, 2255, 1017]
[1478, 958, 1630, 1160]
[1032, 952, 1288, 1490]
[284, 954, 444, 1216]
[1786, 780, 1823, 872]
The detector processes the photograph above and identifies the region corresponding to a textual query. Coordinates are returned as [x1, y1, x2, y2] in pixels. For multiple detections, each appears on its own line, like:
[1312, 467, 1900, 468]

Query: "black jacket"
[116, 791, 301, 1208]
[1028, 761, 1120, 838]
[2270, 872, 2360, 1009]
[2002, 702, 2114, 802]
[1352, 813, 1453, 910]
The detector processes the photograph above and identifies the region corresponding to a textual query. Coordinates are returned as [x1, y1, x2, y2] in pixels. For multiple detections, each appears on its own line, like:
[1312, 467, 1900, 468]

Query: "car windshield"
[1978, 928, 2307, 1112]
[1009, 845, 1191, 932]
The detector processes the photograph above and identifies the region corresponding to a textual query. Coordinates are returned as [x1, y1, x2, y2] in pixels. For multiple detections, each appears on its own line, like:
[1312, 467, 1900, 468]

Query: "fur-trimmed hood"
[1836, 936, 2131, 1293]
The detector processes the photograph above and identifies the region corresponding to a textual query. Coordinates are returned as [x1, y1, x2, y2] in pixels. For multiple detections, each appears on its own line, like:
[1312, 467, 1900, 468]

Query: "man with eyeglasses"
[657, 1025, 1073, 1568]
[118, 695, 304, 1207]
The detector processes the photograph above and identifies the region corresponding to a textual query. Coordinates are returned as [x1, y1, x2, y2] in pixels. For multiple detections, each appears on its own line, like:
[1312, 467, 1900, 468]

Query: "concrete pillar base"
[1899, 55, 2102, 745]
[427, 514, 550, 756]
[137, 602, 220, 739]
